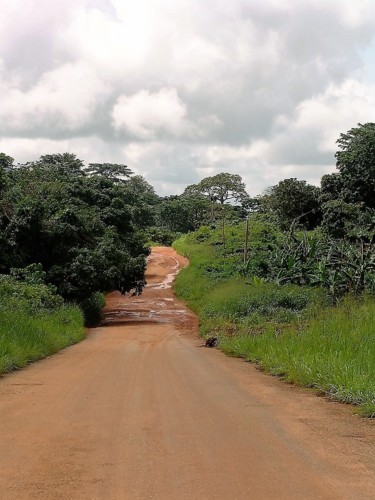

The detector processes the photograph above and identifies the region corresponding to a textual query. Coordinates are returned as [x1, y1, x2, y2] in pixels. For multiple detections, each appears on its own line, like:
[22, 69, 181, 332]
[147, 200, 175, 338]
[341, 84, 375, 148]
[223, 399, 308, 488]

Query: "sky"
[0, 0, 375, 196]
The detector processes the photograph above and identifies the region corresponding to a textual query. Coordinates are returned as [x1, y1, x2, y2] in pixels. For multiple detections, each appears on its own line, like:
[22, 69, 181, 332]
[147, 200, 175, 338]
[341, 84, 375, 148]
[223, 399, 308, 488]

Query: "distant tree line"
[153, 123, 374, 243]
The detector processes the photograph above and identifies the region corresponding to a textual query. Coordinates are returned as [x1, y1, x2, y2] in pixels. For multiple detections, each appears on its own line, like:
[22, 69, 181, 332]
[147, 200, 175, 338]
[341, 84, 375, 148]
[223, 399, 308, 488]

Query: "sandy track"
[0, 246, 374, 499]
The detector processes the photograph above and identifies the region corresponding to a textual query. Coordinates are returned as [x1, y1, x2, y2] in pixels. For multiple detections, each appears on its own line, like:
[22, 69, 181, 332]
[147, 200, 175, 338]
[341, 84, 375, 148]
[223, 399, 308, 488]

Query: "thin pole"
[222, 213, 226, 250]
[244, 216, 249, 264]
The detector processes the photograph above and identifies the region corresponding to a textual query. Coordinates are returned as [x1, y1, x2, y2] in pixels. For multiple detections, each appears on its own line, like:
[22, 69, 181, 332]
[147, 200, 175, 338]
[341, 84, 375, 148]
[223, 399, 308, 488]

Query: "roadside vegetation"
[0, 275, 84, 374]
[174, 123, 375, 417]
[0, 154, 154, 371]
[174, 224, 375, 417]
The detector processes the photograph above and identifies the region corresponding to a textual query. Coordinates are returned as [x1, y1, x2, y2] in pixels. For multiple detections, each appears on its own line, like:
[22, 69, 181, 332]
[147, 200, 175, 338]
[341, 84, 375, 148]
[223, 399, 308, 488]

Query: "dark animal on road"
[205, 337, 218, 348]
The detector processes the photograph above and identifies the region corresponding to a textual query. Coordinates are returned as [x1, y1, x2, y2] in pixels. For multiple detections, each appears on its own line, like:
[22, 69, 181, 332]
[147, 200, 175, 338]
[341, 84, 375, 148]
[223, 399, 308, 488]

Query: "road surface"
[0, 247, 374, 499]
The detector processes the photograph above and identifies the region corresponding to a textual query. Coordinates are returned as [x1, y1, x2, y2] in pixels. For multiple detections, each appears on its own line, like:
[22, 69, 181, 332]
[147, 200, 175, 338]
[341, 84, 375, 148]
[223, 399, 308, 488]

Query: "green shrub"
[80, 292, 106, 327]
[0, 275, 64, 311]
[189, 225, 212, 243]
[202, 281, 319, 319]
[144, 226, 181, 246]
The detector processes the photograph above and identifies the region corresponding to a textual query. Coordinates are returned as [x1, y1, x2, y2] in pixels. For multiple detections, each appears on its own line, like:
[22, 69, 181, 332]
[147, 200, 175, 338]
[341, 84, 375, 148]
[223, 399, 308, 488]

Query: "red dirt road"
[0, 247, 375, 499]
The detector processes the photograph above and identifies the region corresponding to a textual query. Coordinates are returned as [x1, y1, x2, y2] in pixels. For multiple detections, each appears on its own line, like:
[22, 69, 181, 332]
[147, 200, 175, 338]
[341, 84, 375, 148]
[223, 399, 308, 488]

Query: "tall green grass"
[220, 296, 375, 417]
[0, 305, 85, 374]
[174, 230, 375, 417]
[174, 234, 321, 335]
[0, 278, 85, 375]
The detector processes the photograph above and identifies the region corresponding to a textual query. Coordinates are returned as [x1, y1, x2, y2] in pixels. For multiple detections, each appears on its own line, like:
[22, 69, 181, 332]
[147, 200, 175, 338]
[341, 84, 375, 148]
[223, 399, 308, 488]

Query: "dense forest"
[0, 123, 374, 409]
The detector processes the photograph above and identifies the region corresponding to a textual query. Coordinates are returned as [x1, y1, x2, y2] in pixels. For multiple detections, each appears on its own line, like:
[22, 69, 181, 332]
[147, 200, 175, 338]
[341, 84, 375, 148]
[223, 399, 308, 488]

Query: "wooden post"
[244, 216, 249, 264]
[222, 213, 226, 250]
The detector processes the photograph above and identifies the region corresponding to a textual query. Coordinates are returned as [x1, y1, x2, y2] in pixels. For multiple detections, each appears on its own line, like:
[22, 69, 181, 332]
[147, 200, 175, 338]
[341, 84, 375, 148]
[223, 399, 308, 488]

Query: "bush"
[174, 232, 322, 335]
[80, 292, 106, 327]
[0, 275, 64, 311]
[144, 227, 181, 246]
[202, 280, 321, 323]
[189, 226, 212, 243]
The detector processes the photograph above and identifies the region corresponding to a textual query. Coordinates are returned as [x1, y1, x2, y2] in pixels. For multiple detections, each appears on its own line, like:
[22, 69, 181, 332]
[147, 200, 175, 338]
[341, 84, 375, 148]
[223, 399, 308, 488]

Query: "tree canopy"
[157, 195, 210, 233]
[261, 178, 321, 230]
[0, 154, 148, 302]
[84, 163, 132, 182]
[184, 172, 249, 205]
[335, 122, 375, 208]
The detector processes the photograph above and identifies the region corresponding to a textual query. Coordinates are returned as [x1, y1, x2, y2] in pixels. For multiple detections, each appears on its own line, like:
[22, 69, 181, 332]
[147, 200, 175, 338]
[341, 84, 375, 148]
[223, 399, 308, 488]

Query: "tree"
[320, 173, 344, 204]
[335, 123, 375, 208]
[125, 175, 156, 198]
[157, 195, 210, 232]
[321, 200, 362, 239]
[122, 175, 160, 228]
[0, 153, 14, 171]
[184, 172, 250, 229]
[0, 153, 148, 301]
[84, 163, 132, 182]
[261, 178, 321, 230]
[0, 153, 13, 193]
[184, 173, 250, 248]
[31, 153, 85, 177]
[184, 172, 249, 205]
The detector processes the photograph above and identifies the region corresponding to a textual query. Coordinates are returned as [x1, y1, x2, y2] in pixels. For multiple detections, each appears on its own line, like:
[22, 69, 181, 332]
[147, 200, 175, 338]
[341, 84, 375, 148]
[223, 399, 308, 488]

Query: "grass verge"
[173, 232, 375, 417]
[0, 278, 85, 375]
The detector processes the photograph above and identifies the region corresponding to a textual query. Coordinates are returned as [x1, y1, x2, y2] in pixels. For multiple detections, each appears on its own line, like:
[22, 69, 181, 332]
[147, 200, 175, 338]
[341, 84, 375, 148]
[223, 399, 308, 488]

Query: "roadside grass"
[220, 297, 375, 417]
[173, 233, 322, 336]
[0, 278, 85, 375]
[173, 229, 375, 417]
[0, 305, 85, 375]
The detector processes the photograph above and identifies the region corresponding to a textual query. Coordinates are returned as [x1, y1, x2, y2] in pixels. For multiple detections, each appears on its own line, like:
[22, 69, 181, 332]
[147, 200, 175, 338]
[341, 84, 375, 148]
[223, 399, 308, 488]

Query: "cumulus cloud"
[112, 88, 189, 139]
[0, 63, 110, 134]
[0, 0, 375, 194]
[111, 88, 222, 140]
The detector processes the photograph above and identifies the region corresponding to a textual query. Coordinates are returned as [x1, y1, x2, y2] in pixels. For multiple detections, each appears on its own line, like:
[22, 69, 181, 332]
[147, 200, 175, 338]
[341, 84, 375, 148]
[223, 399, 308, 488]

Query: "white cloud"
[292, 79, 375, 152]
[112, 88, 189, 139]
[0, 62, 110, 133]
[261, 78, 375, 172]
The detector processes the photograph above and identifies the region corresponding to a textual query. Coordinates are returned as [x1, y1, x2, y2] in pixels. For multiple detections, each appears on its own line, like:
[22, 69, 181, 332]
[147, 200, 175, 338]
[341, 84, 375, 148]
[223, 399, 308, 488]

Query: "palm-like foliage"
[266, 233, 375, 300]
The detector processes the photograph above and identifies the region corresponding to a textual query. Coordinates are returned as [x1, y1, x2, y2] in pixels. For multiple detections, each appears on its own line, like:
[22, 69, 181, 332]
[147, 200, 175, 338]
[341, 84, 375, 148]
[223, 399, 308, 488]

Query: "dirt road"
[1, 247, 375, 499]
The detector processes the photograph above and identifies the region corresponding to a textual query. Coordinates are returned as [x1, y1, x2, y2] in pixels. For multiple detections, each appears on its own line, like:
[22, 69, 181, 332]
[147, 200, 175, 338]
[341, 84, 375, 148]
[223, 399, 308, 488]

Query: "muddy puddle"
[102, 248, 192, 328]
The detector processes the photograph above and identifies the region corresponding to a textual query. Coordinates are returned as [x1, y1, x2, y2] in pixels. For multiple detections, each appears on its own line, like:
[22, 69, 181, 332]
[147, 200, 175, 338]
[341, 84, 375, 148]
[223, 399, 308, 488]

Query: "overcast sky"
[1, 0, 375, 196]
